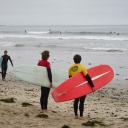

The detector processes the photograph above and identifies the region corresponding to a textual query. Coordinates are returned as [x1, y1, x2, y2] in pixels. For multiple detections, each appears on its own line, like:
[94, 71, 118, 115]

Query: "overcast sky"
[0, 0, 128, 26]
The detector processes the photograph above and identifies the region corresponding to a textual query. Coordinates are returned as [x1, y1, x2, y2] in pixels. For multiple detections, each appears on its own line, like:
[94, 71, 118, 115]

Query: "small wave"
[1, 42, 25, 47]
[0, 30, 127, 35]
[15, 44, 25, 47]
[51, 31, 126, 35]
[0, 31, 23, 34]
[0, 35, 128, 41]
[2, 43, 15, 47]
[83, 47, 127, 52]
[27, 31, 50, 34]
[64, 31, 113, 35]
[107, 49, 123, 52]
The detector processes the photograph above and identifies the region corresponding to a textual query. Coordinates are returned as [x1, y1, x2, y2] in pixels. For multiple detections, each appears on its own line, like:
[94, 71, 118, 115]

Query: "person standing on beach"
[68, 54, 96, 120]
[38, 50, 52, 113]
[1, 50, 13, 81]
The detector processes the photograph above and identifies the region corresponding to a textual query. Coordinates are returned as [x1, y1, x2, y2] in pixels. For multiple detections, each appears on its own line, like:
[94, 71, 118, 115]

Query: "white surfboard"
[13, 65, 68, 88]
[0, 57, 3, 68]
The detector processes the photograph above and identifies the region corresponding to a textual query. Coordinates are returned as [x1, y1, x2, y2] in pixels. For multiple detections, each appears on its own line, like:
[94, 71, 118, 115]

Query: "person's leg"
[3, 65, 7, 79]
[43, 87, 50, 112]
[1, 65, 7, 80]
[79, 95, 86, 119]
[74, 98, 79, 119]
[40, 86, 45, 112]
[1, 65, 4, 80]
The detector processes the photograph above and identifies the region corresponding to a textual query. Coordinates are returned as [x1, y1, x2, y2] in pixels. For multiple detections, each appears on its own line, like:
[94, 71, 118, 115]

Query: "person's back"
[69, 63, 87, 77]
[38, 60, 50, 68]
[68, 54, 95, 120]
[37, 50, 52, 113]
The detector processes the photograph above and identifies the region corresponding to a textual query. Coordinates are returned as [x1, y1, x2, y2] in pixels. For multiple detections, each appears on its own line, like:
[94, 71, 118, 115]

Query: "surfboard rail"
[0, 57, 3, 68]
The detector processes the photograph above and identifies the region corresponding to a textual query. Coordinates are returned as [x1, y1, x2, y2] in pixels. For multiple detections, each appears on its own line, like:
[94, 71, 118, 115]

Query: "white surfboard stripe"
[58, 70, 111, 96]
[75, 70, 111, 88]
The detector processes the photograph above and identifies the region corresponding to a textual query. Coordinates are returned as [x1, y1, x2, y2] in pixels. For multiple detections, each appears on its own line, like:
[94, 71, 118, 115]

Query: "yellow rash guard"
[68, 63, 88, 77]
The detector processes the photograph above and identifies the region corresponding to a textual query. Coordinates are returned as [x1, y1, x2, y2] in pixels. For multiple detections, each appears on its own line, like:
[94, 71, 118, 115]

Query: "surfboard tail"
[51, 89, 59, 103]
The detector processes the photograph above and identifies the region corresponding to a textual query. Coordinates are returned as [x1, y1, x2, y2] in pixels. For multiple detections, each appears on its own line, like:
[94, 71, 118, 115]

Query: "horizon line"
[0, 24, 128, 27]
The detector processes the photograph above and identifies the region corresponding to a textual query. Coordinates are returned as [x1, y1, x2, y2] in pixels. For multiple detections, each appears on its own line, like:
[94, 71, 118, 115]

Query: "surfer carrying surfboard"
[38, 50, 52, 113]
[68, 54, 96, 120]
[1, 50, 13, 81]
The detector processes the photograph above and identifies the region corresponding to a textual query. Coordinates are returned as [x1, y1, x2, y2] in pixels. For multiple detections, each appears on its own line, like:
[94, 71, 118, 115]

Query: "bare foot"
[2, 78, 5, 81]
[74, 115, 79, 119]
[79, 116, 84, 120]
[40, 109, 45, 113]
[44, 109, 53, 114]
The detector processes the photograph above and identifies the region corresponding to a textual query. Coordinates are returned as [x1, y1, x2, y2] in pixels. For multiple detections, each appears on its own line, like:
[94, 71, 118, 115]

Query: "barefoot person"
[38, 50, 52, 113]
[1, 50, 13, 81]
[68, 54, 96, 120]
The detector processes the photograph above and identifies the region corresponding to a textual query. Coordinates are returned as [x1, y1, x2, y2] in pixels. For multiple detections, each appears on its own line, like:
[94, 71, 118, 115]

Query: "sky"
[0, 0, 128, 26]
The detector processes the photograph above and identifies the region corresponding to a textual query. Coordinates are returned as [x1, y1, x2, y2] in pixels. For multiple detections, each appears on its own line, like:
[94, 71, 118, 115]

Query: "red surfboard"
[51, 64, 114, 102]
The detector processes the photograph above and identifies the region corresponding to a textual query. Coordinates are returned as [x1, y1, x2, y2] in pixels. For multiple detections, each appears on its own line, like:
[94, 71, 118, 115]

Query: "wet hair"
[41, 50, 50, 60]
[73, 54, 81, 63]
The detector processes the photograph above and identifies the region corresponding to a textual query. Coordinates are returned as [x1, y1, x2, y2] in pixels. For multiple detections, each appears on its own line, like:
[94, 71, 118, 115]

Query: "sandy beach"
[0, 51, 128, 128]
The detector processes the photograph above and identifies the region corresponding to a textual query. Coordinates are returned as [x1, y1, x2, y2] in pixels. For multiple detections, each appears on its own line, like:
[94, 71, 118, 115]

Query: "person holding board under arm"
[68, 54, 96, 120]
[38, 50, 52, 113]
[1, 50, 13, 81]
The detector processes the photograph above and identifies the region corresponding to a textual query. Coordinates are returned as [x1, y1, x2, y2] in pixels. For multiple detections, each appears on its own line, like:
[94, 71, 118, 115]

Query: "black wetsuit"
[69, 74, 94, 117]
[40, 68, 52, 109]
[38, 60, 52, 110]
[1, 55, 13, 79]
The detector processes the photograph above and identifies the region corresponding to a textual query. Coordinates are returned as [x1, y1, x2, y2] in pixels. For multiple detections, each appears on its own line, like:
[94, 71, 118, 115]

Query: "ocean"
[0, 25, 128, 55]
[0, 25, 128, 86]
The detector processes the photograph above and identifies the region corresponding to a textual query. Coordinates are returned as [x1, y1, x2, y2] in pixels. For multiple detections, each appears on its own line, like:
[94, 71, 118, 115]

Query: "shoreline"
[2, 50, 128, 87]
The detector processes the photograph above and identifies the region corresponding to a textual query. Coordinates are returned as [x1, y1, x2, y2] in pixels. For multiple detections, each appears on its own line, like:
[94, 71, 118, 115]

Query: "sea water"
[0, 25, 128, 54]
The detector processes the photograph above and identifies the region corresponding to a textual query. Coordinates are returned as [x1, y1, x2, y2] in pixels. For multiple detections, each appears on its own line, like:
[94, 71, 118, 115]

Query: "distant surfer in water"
[1, 50, 13, 81]
[38, 50, 52, 113]
[68, 54, 96, 120]
[49, 29, 51, 34]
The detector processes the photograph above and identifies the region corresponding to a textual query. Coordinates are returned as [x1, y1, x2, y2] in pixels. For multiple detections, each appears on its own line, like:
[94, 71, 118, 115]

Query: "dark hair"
[41, 50, 50, 60]
[73, 54, 81, 63]
[4, 50, 7, 52]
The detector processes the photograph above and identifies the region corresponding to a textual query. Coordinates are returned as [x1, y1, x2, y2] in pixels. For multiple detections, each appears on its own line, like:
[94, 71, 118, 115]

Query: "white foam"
[2, 43, 15, 47]
[27, 31, 50, 34]
[0, 34, 128, 41]
[83, 47, 128, 51]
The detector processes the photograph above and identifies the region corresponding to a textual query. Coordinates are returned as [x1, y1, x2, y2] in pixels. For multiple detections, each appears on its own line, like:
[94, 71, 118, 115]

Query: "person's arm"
[85, 74, 94, 87]
[85, 74, 96, 92]
[47, 68, 52, 88]
[9, 56, 13, 66]
[68, 68, 72, 78]
[47, 68, 52, 82]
